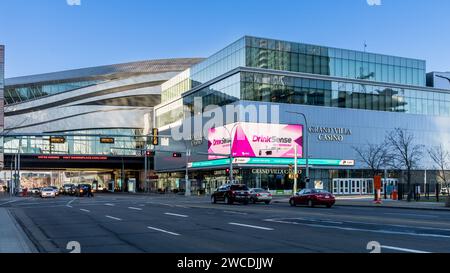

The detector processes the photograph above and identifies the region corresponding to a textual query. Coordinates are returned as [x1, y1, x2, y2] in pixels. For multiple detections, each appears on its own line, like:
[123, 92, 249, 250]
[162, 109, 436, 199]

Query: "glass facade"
[161, 37, 246, 103]
[245, 36, 426, 87]
[160, 36, 426, 106]
[4, 80, 102, 104]
[240, 72, 450, 116]
[157, 73, 241, 128]
[156, 36, 449, 128]
[4, 129, 146, 156]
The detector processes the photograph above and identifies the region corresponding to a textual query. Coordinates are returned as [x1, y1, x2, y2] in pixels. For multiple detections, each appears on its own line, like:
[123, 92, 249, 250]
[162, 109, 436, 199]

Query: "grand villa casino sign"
[308, 126, 352, 142]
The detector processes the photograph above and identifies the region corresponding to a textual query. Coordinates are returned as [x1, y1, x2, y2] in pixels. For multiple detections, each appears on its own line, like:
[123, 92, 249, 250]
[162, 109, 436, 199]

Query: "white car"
[441, 187, 449, 195]
[40, 188, 56, 198]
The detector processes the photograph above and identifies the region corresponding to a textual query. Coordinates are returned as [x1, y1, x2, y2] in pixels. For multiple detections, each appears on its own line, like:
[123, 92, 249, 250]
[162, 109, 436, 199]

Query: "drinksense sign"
[309, 127, 352, 142]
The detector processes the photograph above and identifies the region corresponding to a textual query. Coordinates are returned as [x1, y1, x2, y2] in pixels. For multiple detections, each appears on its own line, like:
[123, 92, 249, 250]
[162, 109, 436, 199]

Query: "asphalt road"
[2, 194, 450, 253]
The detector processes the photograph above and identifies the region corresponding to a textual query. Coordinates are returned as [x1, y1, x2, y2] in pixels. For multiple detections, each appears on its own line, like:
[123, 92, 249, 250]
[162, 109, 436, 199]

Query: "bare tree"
[428, 145, 450, 186]
[428, 145, 450, 206]
[353, 143, 392, 178]
[385, 128, 424, 202]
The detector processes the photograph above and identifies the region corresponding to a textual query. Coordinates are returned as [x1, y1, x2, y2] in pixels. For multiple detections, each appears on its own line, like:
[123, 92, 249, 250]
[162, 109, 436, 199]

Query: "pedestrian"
[87, 185, 94, 198]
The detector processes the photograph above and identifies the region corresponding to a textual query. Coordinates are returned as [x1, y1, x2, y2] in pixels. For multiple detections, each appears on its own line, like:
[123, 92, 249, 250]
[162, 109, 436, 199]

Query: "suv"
[211, 184, 251, 205]
[62, 184, 76, 195]
[75, 184, 92, 197]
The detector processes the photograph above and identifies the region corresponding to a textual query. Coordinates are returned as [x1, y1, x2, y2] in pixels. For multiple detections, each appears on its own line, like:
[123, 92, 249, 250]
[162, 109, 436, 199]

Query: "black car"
[75, 184, 93, 197]
[211, 184, 251, 205]
[62, 184, 76, 196]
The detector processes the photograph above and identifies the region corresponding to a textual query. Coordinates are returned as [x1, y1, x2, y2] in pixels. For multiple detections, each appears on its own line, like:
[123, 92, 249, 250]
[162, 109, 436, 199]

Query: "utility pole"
[294, 144, 298, 194]
[185, 147, 191, 196]
[287, 111, 310, 188]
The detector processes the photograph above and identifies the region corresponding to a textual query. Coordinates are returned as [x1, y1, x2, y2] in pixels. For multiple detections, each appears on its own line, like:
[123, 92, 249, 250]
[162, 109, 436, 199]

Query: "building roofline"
[5, 58, 204, 86]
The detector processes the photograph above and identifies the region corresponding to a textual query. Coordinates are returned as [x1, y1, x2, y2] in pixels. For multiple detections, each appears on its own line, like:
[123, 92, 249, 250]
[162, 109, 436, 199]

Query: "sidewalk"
[272, 196, 450, 211]
[0, 207, 36, 253]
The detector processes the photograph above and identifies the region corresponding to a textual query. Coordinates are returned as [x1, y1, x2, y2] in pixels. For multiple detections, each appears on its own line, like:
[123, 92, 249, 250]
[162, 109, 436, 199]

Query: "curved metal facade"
[4, 58, 203, 134]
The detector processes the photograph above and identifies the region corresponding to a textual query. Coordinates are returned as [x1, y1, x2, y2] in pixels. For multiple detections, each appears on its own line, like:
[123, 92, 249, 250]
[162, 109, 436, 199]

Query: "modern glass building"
[154, 36, 450, 195]
[2, 58, 203, 191]
[0, 45, 4, 170]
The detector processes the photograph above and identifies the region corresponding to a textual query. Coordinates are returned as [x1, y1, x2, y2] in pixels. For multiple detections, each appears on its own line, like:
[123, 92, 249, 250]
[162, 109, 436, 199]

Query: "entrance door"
[343, 180, 350, 194]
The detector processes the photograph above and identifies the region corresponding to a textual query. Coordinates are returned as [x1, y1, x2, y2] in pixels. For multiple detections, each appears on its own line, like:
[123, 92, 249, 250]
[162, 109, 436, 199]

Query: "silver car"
[249, 188, 273, 204]
[40, 188, 56, 198]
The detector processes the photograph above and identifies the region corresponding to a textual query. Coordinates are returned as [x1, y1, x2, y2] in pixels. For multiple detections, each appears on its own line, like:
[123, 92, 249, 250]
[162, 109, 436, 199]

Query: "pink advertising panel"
[208, 123, 303, 160]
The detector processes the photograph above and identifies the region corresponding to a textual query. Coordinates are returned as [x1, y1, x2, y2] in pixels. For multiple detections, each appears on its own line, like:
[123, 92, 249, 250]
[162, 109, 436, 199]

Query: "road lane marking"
[105, 203, 115, 207]
[128, 207, 143, 211]
[66, 198, 76, 208]
[224, 211, 248, 215]
[306, 223, 450, 239]
[381, 245, 431, 254]
[229, 222, 274, 231]
[105, 215, 122, 221]
[164, 213, 189, 218]
[80, 209, 90, 213]
[0, 200, 20, 206]
[384, 213, 439, 218]
[147, 226, 180, 236]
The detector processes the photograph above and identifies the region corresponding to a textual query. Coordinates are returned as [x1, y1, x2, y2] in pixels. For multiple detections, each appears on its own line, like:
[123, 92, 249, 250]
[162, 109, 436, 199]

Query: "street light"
[223, 123, 240, 183]
[286, 111, 310, 189]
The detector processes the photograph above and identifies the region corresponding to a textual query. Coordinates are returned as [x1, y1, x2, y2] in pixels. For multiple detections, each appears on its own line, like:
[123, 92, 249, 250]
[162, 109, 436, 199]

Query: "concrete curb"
[0, 208, 38, 253]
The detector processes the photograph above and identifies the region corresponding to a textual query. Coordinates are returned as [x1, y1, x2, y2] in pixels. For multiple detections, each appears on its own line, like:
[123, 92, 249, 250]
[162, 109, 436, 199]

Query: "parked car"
[249, 188, 273, 204]
[289, 189, 336, 208]
[441, 187, 449, 195]
[211, 184, 250, 205]
[40, 188, 56, 198]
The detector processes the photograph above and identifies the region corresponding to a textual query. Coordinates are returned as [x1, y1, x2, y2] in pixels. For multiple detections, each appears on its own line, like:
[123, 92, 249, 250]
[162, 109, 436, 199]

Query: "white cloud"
[67, 0, 81, 6]
[367, 0, 382, 6]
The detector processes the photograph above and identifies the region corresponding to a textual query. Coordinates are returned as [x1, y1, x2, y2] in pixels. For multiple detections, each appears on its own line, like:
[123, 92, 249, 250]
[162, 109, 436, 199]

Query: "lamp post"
[286, 111, 310, 188]
[224, 123, 240, 183]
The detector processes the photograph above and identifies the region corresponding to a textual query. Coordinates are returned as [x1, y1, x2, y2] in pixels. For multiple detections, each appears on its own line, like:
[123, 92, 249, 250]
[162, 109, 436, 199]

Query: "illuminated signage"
[50, 137, 66, 144]
[37, 156, 108, 161]
[208, 123, 303, 160]
[188, 158, 355, 168]
[100, 137, 115, 144]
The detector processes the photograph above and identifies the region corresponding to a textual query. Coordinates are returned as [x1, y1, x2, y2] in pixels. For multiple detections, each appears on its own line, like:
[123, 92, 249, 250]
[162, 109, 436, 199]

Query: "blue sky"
[0, 0, 449, 78]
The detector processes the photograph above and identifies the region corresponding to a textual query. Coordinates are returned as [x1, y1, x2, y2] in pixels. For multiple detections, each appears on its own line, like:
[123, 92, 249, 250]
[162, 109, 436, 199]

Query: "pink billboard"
[208, 123, 303, 160]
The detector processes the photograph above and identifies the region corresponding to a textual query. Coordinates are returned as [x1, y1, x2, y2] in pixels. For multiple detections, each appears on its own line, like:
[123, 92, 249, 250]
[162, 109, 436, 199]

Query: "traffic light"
[226, 168, 230, 175]
[172, 152, 182, 158]
[146, 151, 155, 157]
[152, 128, 159, 146]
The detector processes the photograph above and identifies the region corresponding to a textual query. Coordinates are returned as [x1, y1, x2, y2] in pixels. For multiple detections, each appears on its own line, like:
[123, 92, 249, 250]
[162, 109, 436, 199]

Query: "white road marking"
[0, 200, 20, 206]
[105, 215, 122, 221]
[229, 222, 274, 231]
[224, 211, 248, 215]
[164, 213, 189, 218]
[80, 209, 90, 213]
[384, 213, 439, 218]
[128, 207, 143, 211]
[380, 245, 431, 254]
[307, 223, 450, 239]
[147, 226, 180, 236]
[66, 198, 76, 208]
[105, 203, 115, 207]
